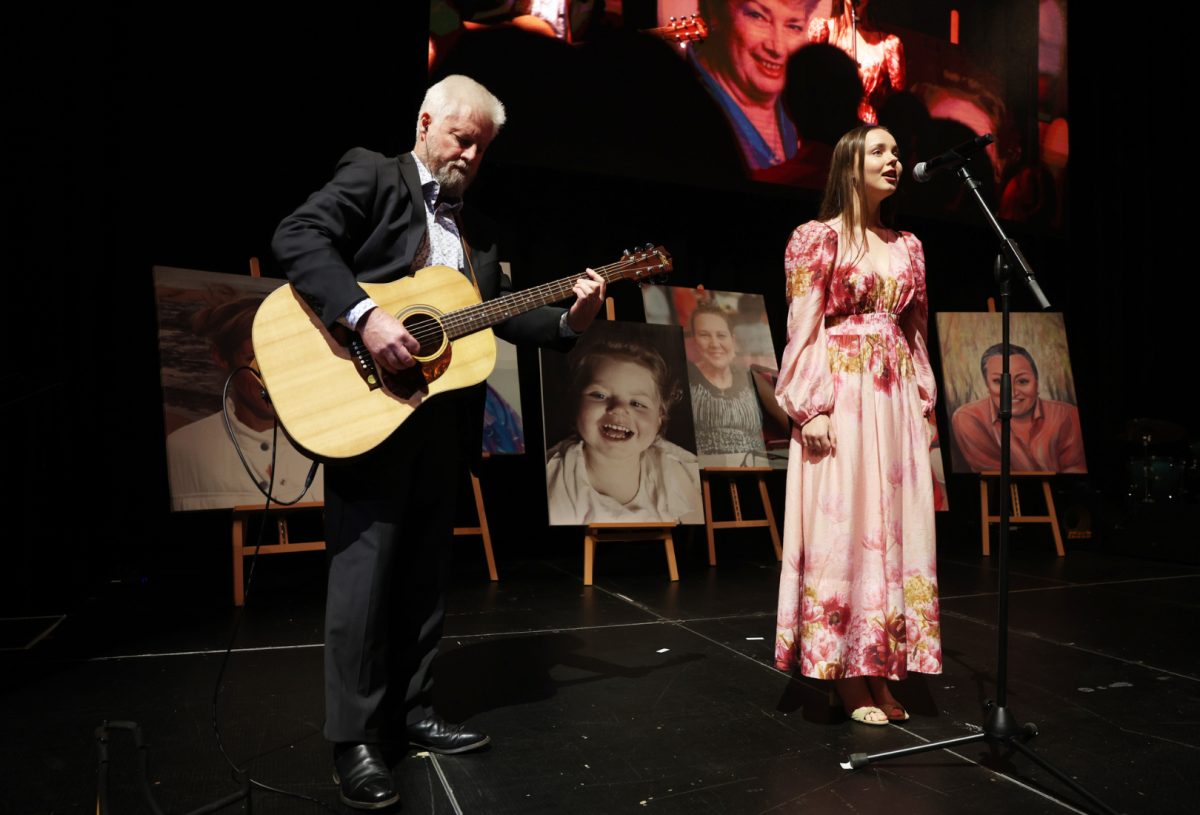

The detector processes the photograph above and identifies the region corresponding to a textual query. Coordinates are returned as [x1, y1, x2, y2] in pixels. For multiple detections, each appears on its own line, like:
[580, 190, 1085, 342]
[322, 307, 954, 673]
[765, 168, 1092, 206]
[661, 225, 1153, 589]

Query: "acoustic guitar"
[251, 246, 672, 460]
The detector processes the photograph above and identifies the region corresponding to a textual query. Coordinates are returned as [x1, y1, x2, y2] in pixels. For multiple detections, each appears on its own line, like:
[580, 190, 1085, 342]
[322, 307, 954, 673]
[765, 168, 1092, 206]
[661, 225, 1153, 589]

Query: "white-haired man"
[273, 74, 605, 810]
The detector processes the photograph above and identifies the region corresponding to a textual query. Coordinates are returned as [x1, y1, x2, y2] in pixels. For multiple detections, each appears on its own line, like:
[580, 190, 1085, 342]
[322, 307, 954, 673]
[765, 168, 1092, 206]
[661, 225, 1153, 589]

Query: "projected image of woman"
[690, 0, 812, 171]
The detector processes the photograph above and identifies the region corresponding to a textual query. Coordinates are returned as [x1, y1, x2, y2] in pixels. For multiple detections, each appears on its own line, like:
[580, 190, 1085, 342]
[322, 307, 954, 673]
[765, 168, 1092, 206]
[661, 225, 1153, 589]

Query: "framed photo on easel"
[642, 286, 788, 470]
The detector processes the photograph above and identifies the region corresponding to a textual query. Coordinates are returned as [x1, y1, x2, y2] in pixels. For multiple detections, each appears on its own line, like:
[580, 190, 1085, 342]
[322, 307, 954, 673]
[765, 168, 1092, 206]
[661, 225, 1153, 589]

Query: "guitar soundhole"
[402, 311, 446, 360]
[380, 308, 452, 398]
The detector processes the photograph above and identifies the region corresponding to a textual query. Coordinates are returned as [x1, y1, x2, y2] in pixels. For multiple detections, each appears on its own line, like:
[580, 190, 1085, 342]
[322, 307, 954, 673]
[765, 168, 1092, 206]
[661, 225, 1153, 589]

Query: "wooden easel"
[453, 457, 499, 581]
[980, 471, 1065, 557]
[231, 500, 325, 606]
[583, 522, 679, 585]
[692, 284, 784, 565]
[701, 467, 782, 565]
[974, 297, 1064, 557]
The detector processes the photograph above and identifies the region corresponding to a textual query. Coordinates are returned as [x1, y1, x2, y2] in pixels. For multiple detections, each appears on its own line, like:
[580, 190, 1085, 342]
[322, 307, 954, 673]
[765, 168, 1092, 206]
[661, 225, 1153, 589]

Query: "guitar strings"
[398, 256, 664, 350]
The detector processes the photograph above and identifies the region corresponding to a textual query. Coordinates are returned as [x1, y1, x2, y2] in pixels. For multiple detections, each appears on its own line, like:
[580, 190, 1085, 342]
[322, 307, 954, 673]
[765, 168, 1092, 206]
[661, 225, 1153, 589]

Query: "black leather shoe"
[405, 715, 490, 754]
[332, 743, 399, 810]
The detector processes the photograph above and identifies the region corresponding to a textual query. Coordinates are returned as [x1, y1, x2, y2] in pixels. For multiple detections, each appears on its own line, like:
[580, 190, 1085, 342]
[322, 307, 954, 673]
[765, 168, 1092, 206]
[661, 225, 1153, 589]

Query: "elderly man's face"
[417, 105, 495, 198]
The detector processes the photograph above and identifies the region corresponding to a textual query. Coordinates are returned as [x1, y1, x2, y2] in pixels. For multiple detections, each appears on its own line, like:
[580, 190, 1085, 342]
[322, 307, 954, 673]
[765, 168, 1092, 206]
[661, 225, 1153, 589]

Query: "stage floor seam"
[564, 564, 1093, 814]
[939, 609, 1200, 682]
[428, 753, 465, 815]
[939, 570, 1200, 600]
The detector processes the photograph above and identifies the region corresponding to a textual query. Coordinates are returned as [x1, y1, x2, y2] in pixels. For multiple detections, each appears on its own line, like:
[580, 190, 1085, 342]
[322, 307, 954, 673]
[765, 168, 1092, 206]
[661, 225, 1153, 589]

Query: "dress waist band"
[825, 312, 901, 334]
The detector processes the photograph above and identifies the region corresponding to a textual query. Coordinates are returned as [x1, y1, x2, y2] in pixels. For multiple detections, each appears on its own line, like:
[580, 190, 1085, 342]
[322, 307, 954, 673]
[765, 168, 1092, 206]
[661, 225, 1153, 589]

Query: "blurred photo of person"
[545, 334, 704, 524]
[689, 0, 812, 171]
[951, 343, 1086, 473]
[807, 0, 904, 125]
[166, 293, 323, 510]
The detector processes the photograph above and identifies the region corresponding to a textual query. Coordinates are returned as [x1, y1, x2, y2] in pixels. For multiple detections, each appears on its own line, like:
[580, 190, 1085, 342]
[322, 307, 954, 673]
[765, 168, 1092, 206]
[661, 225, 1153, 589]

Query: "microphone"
[912, 133, 995, 182]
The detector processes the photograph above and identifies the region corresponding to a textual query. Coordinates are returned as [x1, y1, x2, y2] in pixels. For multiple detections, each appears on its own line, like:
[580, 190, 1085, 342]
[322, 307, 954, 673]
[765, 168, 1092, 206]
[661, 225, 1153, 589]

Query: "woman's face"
[717, 1, 809, 103]
[985, 354, 1039, 419]
[576, 357, 664, 461]
[692, 312, 736, 372]
[860, 128, 901, 199]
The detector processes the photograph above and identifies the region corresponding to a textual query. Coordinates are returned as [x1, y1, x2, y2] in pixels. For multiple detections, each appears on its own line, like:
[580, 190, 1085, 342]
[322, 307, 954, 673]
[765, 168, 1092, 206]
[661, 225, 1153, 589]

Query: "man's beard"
[434, 161, 470, 198]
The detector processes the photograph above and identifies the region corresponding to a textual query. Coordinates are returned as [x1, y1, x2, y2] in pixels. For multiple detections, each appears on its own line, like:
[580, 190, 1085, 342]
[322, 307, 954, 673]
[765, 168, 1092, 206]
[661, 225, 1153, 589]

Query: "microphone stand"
[850, 7, 858, 66]
[841, 164, 1119, 815]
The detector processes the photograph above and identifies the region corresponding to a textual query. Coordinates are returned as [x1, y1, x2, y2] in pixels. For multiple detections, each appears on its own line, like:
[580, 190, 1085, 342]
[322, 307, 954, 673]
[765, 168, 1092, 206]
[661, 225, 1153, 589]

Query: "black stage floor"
[4, 528, 1198, 814]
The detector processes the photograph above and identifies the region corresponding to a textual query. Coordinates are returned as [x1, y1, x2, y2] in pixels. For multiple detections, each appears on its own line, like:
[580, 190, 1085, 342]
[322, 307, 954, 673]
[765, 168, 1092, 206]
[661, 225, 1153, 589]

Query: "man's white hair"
[417, 75, 507, 137]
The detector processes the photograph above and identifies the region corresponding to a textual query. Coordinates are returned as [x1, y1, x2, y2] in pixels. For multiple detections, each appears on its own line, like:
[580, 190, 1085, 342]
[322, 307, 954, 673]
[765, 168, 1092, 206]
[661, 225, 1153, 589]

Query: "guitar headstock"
[615, 244, 672, 284]
[649, 14, 709, 48]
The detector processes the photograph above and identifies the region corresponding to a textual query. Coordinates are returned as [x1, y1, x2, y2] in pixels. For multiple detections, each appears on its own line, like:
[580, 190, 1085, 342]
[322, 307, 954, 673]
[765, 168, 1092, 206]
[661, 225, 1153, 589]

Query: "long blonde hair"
[818, 124, 896, 266]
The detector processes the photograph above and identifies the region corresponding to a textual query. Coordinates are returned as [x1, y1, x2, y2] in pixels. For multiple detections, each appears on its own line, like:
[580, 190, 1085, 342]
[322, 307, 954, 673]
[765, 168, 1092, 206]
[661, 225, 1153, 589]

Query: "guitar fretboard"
[440, 254, 665, 340]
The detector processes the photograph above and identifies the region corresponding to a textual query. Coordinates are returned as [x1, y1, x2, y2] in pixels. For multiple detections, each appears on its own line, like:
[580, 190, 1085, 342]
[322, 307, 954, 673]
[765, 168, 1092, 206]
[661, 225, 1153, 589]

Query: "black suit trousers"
[321, 393, 468, 743]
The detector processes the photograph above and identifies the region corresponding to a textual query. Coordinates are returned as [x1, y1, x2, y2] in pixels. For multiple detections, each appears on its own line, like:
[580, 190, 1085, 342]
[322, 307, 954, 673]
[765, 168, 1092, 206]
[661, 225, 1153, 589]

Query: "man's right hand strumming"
[360, 308, 421, 372]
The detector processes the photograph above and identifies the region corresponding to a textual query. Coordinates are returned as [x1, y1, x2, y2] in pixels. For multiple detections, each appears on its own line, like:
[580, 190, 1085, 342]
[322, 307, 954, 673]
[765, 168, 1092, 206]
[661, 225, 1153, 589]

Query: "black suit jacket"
[271, 148, 572, 461]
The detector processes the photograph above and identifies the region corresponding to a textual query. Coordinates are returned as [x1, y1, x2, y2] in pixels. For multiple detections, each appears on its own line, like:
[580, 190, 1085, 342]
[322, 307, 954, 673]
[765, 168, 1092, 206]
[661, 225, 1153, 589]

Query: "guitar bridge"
[343, 330, 383, 391]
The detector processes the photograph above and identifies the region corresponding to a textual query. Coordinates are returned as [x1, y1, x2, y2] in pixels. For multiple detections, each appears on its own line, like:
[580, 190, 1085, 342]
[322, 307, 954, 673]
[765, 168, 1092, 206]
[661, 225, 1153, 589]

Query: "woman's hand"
[800, 414, 836, 458]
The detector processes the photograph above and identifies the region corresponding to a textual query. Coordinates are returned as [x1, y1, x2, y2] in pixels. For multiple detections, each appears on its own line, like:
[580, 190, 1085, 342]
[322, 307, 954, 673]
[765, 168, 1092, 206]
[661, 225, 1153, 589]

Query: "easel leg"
[232, 511, 246, 607]
[664, 533, 679, 582]
[757, 474, 782, 561]
[584, 532, 596, 586]
[472, 471, 499, 580]
[702, 473, 717, 566]
[1042, 479, 1065, 557]
[980, 478, 991, 556]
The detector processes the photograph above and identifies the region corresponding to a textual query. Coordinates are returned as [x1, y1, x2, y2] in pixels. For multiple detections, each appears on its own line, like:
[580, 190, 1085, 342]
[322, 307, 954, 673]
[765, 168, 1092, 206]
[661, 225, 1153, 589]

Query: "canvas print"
[936, 311, 1086, 474]
[480, 262, 528, 455]
[482, 337, 525, 455]
[154, 266, 325, 511]
[643, 285, 788, 469]
[540, 320, 704, 525]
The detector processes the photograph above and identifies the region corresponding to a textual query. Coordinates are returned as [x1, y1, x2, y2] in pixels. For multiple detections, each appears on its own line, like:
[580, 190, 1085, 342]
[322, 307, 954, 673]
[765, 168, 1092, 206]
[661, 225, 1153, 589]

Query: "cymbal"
[1116, 417, 1188, 444]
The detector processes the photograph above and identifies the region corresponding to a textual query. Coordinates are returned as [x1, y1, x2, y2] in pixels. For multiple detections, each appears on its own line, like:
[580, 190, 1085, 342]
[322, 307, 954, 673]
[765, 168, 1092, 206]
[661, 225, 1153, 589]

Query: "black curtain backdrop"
[3, 3, 1187, 615]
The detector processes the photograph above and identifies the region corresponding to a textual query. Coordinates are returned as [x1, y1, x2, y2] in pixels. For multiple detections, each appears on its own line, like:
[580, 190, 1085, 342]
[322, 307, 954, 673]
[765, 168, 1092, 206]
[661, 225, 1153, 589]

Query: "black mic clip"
[912, 133, 995, 183]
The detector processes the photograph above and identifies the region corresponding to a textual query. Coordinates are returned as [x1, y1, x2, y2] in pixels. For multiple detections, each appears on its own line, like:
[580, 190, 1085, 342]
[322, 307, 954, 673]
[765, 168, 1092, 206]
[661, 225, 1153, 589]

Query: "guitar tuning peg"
[623, 248, 631, 257]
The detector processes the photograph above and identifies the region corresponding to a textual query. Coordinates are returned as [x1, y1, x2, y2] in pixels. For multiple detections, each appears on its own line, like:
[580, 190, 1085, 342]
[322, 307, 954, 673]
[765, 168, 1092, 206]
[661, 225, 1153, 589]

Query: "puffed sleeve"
[884, 34, 906, 92]
[775, 222, 837, 426]
[899, 233, 936, 416]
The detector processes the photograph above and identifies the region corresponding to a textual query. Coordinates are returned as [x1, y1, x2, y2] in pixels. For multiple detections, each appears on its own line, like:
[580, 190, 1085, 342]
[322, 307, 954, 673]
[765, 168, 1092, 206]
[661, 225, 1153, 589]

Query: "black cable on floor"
[95, 367, 335, 813]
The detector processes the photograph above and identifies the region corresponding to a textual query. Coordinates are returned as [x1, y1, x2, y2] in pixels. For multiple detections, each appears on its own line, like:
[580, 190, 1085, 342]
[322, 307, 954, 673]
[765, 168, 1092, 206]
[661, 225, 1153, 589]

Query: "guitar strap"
[454, 214, 483, 301]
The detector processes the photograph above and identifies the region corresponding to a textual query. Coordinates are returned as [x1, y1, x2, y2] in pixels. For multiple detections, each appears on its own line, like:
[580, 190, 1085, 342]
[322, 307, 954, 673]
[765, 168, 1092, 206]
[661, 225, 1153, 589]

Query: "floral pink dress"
[774, 221, 942, 680]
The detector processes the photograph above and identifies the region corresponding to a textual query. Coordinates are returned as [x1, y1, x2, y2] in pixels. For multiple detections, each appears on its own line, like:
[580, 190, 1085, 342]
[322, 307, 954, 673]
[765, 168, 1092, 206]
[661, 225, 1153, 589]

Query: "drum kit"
[1121, 418, 1196, 503]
